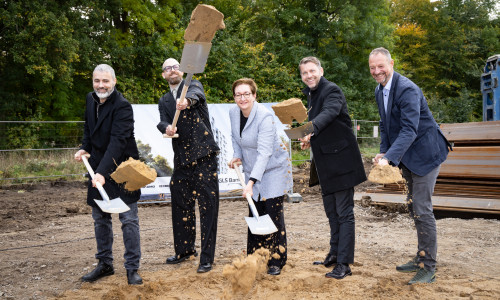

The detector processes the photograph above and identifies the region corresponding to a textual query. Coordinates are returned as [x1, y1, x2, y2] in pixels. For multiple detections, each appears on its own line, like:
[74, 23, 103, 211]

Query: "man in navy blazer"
[369, 48, 451, 285]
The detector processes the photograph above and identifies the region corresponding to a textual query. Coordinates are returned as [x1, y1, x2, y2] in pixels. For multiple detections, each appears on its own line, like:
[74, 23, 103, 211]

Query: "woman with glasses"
[228, 78, 292, 276]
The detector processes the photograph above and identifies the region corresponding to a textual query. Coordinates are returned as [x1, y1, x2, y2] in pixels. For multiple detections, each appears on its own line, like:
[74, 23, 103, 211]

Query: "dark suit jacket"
[156, 79, 219, 169]
[80, 90, 141, 206]
[304, 77, 367, 194]
[377, 72, 451, 176]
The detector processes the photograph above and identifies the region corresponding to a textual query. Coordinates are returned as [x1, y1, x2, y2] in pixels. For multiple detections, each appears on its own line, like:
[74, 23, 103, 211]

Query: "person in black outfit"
[298, 56, 367, 279]
[157, 58, 220, 273]
[74, 64, 142, 285]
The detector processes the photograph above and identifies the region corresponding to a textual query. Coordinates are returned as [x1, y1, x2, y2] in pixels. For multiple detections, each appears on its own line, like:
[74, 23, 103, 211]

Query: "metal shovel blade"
[93, 182, 130, 214]
[179, 41, 212, 74]
[284, 121, 314, 139]
[81, 155, 130, 214]
[233, 166, 278, 235]
[94, 198, 130, 214]
[245, 214, 278, 235]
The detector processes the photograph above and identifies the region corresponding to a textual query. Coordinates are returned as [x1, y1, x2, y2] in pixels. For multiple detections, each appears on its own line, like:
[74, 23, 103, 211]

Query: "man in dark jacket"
[298, 56, 367, 279]
[369, 47, 451, 285]
[74, 64, 142, 285]
[157, 58, 220, 273]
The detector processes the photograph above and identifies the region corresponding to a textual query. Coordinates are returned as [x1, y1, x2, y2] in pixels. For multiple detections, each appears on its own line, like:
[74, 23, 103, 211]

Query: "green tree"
[391, 0, 500, 122]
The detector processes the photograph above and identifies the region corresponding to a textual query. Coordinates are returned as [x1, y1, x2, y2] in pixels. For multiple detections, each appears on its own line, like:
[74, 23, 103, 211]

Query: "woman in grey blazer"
[228, 78, 292, 276]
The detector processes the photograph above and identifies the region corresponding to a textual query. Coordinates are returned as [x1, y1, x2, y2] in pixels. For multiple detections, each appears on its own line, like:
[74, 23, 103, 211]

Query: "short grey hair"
[369, 47, 392, 61]
[299, 56, 322, 69]
[93, 64, 116, 79]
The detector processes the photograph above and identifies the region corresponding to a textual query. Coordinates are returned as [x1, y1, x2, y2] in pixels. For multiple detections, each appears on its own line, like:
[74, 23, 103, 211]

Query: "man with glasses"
[157, 58, 220, 273]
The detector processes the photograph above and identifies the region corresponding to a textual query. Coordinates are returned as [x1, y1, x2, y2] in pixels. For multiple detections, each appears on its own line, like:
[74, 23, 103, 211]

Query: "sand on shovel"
[111, 158, 157, 191]
[272, 98, 308, 126]
[368, 164, 404, 184]
[183, 4, 225, 42]
[222, 248, 270, 296]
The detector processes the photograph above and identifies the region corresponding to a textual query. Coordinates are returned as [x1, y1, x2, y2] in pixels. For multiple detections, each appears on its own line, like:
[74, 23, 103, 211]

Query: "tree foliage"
[391, 0, 500, 122]
[1, 0, 499, 125]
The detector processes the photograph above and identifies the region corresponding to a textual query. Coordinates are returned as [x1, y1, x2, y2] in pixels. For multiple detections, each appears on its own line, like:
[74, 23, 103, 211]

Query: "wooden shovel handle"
[81, 154, 110, 202]
[163, 74, 192, 139]
[234, 163, 260, 220]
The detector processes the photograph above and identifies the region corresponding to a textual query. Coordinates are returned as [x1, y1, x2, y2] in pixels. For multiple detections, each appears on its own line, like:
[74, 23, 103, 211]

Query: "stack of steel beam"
[366, 121, 500, 214]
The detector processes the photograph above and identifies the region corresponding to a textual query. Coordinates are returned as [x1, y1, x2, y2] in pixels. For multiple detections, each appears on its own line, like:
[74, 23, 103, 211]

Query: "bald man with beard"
[157, 58, 220, 273]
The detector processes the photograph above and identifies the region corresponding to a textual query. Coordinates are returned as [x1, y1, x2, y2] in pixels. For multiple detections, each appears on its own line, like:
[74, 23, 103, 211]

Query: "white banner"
[132, 103, 290, 200]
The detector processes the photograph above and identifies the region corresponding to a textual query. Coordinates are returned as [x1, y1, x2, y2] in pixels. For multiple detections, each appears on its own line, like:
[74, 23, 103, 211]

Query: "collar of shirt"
[382, 74, 394, 113]
[169, 80, 183, 97]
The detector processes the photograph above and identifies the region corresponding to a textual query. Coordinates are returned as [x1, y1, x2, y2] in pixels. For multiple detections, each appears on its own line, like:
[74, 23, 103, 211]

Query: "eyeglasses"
[163, 64, 180, 72]
[234, 92, 253, 100]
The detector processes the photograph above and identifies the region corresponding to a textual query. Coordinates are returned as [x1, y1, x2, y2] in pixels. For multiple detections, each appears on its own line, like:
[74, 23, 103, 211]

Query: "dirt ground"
[1, 164, 499, 300]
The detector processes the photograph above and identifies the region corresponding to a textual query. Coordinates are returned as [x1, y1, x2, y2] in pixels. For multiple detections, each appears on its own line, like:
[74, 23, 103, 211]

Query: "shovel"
[163, 4, 225, 139]
[81, 155, 130, 214]
[234, 164, 278, 235]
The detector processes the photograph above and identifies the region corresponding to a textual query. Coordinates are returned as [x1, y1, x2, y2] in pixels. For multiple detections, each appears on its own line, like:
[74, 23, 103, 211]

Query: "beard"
[168, 76, 182, 85]
[95, 87, 114, 99]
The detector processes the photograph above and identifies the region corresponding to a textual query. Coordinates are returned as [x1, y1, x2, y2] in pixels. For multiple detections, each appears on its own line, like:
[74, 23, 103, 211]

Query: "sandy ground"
[1, 166, 499, 300]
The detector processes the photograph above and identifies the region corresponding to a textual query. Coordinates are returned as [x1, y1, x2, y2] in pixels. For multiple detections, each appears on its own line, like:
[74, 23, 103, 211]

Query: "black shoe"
[81, 261, 114, 282]
[197, 263, 212, 273]
[127, 269, 143, 285]
[267, 266, 281, 276]
[313, 253, 337, 268]
[166, 251, 198, 264]
[325, 263, 352, 279]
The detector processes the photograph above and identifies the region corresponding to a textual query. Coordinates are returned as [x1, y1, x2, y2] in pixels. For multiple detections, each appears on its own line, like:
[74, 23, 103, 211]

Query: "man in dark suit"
[368, 47, 451, 285]
[157, 58, 220, 273]
[74, 64, 142, 285]
[298, 56, 367, 279]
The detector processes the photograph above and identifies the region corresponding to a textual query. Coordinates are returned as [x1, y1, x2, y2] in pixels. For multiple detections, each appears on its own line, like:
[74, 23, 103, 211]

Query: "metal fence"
[0, 120, 380, 184]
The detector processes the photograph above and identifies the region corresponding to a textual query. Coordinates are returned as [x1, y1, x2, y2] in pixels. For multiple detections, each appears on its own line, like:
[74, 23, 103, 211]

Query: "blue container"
[482, 54, 500, 121]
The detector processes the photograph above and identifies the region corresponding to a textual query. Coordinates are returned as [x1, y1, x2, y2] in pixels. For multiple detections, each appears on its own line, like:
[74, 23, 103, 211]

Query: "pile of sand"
[368, 164, 404, 184]
[222, 248, 270, 296]
[272, 98, 308, 125]
[111, 158, 157, 191]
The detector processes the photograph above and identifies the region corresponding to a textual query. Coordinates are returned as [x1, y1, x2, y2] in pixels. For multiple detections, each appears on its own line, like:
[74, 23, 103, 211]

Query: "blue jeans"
[92, 203, 141, 270]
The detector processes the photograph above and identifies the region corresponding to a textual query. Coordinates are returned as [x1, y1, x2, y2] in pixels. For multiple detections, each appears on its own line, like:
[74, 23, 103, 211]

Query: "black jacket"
[157, 79, 219, 168]
[81, 89, 141, 206]
[304, 77, 366, 194]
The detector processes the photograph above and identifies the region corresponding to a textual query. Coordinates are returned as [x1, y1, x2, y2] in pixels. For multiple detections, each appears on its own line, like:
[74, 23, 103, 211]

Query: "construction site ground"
[1, 163, 499, 300]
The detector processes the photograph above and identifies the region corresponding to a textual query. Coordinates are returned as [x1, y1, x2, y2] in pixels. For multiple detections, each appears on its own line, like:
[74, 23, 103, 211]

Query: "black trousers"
[322, 187, 355, 264]
[170, 154, 219, 264]
[247, 195, 287, 268]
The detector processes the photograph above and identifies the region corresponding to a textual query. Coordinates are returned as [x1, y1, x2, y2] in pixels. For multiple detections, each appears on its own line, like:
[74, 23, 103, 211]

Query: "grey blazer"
[230, 102, 292, 201]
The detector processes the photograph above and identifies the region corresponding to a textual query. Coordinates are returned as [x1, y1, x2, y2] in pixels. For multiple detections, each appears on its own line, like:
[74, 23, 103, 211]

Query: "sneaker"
[408, 267, 436, 285]
[396, 256, 419, 273]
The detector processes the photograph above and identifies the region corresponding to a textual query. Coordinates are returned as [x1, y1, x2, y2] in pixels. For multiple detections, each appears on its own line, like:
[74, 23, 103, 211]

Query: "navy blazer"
[377, 72, 451, 176]
[80, 90, 141, 206]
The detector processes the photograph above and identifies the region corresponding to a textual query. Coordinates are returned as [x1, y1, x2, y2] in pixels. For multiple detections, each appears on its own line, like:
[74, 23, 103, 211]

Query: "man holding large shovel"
[157, 57, 220, 273]
[156, 4, 224, 274]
